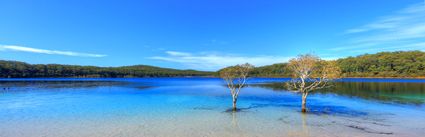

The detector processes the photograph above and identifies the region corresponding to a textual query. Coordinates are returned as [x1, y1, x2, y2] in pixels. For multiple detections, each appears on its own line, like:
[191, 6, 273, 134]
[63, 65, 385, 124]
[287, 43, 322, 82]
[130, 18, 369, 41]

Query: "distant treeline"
[251, 51, 425, 78]
[1, 51, 424, 78]
[0, 61, 213, 78]
[337, 51, 425, 77]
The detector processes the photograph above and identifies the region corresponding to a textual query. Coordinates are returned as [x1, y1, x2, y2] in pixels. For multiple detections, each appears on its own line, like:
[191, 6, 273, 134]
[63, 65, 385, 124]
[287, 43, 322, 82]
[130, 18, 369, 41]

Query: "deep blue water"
[0, 78, 424, 137]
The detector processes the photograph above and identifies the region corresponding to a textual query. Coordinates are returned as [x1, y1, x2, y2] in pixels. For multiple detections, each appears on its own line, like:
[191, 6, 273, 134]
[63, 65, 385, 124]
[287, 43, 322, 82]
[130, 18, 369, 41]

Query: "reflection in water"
[231, 111, 239, 128]
[252, 82, 425, 105]
[227, 111, 244, 136]
[286, 113, 309, 137]
[301, 113, 309, 137]
[0, 81, 128, 89]
[0, 81, 157, 93]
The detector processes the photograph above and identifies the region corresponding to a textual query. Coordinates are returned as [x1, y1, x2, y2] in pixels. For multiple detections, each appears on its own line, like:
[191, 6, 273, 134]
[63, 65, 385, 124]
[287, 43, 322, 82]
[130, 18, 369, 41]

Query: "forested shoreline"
[252, 51, 425, 78]
[0, 61, 213, 78]
[1, 51, 424, 78]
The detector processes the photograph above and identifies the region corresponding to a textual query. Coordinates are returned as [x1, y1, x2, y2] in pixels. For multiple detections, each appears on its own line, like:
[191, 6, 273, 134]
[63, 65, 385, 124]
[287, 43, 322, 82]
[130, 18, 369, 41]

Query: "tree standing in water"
[286, 54, 341, 113]
[219, 63, 254, 111]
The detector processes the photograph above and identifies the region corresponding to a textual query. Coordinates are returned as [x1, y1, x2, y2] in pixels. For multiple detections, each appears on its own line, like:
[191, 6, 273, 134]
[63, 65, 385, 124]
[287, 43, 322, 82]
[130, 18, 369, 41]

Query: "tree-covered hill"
[251, 51, 425, 78]
[2, 51, 424, 78]
[337, 51, 425, 77]
[0, 60, 214, 78]
[250, 63, 291, 77]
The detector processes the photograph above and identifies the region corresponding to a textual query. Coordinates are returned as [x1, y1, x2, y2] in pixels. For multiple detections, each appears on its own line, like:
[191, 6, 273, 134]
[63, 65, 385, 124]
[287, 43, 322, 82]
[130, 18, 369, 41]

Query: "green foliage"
[219, 63, 254, 79]
[337, 51, 425, 77]
[251, 51, 425, 78]
[250, 63, 291, 77]
[1, 51, 424, 78]
[0, 60, 213, 78]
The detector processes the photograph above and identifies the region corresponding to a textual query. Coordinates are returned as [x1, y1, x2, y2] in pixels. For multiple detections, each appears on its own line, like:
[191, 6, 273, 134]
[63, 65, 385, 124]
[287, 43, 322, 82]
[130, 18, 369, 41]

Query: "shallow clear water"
[0, 78, 424, 137]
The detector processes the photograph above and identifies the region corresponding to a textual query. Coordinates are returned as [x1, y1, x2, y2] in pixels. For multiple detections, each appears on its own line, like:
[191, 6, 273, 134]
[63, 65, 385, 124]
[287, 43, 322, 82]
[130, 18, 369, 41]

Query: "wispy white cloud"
[149, 51, 292, 70]
[334, 3, 425, 52]
[165, 51, 191, 56]
[0, 45, 106, 57]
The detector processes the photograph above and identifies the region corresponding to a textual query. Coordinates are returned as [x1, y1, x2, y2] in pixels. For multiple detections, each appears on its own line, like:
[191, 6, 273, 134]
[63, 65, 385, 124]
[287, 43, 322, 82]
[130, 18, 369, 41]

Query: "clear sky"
[1, 0, 424, 70]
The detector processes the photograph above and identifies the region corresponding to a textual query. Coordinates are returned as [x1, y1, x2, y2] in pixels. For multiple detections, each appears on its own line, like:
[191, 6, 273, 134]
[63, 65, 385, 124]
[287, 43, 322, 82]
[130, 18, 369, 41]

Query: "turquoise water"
[0, 78, 424, 137]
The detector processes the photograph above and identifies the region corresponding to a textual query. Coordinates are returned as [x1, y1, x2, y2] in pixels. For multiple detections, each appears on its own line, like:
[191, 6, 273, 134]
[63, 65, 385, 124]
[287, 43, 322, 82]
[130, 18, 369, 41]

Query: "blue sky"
[0, 0, 424, 70]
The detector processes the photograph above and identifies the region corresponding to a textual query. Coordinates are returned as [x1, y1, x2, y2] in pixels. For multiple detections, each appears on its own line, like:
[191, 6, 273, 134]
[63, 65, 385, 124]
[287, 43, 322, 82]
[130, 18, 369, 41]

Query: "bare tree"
[286, 54, 341, 113]
[219, 63, 254, 111]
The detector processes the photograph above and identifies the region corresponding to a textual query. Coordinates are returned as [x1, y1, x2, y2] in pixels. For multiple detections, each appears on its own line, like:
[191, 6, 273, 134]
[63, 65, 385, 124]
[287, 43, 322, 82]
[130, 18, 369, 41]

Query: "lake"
[0, 78, 424, 137]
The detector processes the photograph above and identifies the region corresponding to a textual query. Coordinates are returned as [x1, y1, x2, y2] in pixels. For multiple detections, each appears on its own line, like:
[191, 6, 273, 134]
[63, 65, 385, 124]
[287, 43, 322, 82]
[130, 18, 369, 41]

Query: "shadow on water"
[306, 104, 368, 116]
[223, 108, 251, 113]
[192, 106, 217, 111]
[207, 99, 367, 117]
[246, 103, 367, 117]
[251, 82, 425, 105]
[285, 113, 393, 136]
[192, 96, 368, 117]
[222, 93, 369, 117]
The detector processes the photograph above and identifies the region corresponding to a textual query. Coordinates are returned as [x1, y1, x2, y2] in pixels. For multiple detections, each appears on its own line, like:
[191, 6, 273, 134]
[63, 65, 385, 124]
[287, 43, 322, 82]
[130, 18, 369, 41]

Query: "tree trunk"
[301, 92, 307, 113]
[232, 97, 237, 111]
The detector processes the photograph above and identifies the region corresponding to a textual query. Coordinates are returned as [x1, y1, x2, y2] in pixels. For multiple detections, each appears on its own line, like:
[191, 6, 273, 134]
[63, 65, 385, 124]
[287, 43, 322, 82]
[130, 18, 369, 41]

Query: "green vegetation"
[252, 51, 425, 78]
[250, 63, 291, 77]
[0, 60, 213, 78]
[1, 51, 424, 78]
[337, 51, 425, 77]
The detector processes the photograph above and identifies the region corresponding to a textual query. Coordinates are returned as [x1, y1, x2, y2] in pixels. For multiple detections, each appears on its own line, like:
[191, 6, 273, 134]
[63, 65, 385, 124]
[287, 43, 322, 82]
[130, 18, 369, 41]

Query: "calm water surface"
[0, 78, 424, 137]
